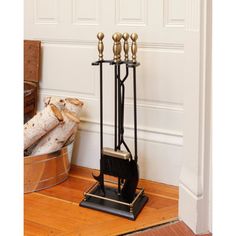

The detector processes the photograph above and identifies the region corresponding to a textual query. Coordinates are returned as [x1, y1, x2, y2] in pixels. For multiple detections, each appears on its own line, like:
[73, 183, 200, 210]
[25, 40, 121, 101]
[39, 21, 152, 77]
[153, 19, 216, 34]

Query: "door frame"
[179, 0, 212, 234]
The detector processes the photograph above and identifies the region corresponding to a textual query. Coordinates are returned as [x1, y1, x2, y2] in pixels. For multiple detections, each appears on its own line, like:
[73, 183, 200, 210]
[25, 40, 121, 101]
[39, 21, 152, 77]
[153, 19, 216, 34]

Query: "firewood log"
[63, 126, 78, 146]
[31, 110, 80, 155]
[65, 98, 83, 116]
[44, 96, 83, 116]
[24, 104, 63, 150]
[44, 96, 65, 109]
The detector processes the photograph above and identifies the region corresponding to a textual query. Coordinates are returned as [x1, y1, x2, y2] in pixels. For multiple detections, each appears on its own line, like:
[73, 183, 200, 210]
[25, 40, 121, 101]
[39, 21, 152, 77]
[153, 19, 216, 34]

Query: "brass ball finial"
[130, 33, 138, 42]
[112, 32, 122, 42]
[123, 32, 129, 41]
[112, 32, 122, 62]
[97, 32, 104, 40]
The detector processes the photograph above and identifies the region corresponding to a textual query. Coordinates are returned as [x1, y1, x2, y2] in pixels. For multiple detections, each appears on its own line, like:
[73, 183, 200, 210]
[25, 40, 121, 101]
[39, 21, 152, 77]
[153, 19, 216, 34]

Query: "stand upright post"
[131, 33, 138, 162]
[92, 32, 105, 193]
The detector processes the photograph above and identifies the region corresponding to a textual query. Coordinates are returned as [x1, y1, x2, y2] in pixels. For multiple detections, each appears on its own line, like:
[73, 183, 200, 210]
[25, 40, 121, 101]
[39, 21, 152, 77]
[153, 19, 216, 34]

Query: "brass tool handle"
[112, 32, 122, 63]
[131, 33, 138, 63]
[122, 33, 129, 61]
[97, 32, 104, 61]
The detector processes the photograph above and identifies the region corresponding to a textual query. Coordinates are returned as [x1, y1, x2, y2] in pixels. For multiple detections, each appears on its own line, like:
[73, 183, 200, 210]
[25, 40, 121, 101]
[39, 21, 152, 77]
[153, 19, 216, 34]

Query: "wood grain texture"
[24, 40, 41, 83]
[24, 40, 41, 122]
[24, 165, 179, 236]
[24, 220, 63, 236]
[128, 221, 212, 236]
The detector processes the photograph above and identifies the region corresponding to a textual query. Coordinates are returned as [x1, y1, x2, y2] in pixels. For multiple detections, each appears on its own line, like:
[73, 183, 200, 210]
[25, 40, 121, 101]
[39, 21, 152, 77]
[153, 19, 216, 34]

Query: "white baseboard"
[179, 182, 209, 234]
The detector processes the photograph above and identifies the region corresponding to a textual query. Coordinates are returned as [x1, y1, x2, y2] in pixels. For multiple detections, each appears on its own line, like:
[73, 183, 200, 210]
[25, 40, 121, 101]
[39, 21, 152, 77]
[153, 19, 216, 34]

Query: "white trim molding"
[79, 118, 183, 146]
[179, 0, 212, 234]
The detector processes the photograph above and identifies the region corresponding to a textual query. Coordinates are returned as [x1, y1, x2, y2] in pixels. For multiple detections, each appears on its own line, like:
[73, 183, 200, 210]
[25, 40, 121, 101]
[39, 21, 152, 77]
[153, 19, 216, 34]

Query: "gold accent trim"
[103, 147, 131, 160]
[97, 32, 104, 61]
[112, 32, 122, 62]
[122, 33, 130, 61]
[131, 33, 138, 63]
[83, 180, 145, 209]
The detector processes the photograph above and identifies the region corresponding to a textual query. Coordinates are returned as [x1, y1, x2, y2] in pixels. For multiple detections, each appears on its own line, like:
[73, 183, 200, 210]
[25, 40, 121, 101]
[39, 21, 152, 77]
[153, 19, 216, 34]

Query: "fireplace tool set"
[80, 32, 148, 220]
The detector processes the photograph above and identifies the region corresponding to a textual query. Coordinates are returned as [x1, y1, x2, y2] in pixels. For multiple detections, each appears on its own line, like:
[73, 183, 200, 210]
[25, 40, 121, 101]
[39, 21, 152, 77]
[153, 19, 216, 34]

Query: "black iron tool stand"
[80, 32, 148, 220]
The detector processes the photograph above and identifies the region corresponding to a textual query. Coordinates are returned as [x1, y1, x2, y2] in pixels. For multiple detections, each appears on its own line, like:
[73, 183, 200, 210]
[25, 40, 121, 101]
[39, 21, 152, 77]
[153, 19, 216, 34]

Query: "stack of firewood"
[24, 96, 84, 156]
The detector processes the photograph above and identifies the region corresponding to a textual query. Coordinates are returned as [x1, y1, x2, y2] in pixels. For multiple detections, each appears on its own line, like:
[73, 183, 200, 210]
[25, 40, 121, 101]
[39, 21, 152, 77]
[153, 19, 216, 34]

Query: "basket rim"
[24, 141, 74, 159]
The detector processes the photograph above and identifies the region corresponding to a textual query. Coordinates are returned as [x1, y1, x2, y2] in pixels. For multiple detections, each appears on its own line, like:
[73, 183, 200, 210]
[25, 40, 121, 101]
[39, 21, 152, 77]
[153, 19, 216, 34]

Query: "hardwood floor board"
[139, 180, 178, 200]
[24, 220, 63, 236]
[38, 175, 178, 210]
[63, 206, 178, 236]
[128, 221, 212, 236]
[69, 165, 98, 178]
[145, 193, 177, 209]
[25, 165, 179, 236]
[24, 193, 116, 233]
[38, 177, 91, 203]
[69, 165, 179, 200]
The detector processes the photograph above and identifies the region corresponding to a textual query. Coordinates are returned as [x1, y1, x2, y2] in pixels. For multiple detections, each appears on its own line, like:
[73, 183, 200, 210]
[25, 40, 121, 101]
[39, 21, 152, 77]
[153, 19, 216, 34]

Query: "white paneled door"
[25, 0, 186, 185]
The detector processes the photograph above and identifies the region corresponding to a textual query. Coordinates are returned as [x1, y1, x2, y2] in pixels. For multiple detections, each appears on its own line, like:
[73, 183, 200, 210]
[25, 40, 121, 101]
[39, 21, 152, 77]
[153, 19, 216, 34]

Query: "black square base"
[80, 184, 148, 220]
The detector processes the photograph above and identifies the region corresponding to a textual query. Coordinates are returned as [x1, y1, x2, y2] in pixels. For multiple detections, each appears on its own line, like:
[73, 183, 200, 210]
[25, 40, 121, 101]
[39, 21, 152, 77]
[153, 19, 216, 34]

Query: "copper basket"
[24, 142, 74, 193]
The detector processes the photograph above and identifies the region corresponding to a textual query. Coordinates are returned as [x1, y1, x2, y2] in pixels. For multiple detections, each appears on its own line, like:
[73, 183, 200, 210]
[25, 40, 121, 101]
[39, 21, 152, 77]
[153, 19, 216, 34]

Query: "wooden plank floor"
[24, 165, 178, 236]
[128, 221, 212, 236]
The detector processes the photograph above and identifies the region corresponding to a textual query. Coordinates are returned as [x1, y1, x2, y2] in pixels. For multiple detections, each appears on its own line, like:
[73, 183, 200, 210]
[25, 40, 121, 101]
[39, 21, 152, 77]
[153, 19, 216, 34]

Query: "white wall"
[25, 0, 186, 185]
